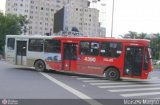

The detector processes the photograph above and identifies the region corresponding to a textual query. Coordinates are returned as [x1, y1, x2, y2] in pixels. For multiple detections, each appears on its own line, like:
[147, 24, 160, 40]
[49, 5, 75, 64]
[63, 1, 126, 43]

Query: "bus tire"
[35, 60, 46, 72]
[104, 68, 120, 81]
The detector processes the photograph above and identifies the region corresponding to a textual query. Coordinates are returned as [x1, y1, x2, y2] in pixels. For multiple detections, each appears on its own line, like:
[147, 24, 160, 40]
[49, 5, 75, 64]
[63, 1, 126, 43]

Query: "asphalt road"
[0, 60, 160, 105]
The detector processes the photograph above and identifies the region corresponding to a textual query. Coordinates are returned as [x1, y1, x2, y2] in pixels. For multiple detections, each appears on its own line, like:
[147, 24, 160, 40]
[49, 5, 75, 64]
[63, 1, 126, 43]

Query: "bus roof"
[6, 35, 54, 39]
[6, 35, 150, 45]
[53, 36, 150, 45]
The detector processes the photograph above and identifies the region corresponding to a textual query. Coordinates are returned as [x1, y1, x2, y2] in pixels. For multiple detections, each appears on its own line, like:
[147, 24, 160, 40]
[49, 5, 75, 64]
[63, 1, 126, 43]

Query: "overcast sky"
[1, 0, 160, 37]
[0, 0, 5, 12]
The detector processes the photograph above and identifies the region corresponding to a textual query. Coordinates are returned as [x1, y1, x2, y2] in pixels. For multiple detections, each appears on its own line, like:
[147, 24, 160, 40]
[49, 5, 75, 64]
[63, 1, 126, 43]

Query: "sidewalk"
[153, 65, 160, 71]
[0, 54, 5, 61]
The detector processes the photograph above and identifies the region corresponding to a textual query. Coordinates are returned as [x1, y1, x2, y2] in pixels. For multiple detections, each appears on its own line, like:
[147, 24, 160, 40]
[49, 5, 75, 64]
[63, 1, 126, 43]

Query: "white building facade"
[6, 0, 103, 37]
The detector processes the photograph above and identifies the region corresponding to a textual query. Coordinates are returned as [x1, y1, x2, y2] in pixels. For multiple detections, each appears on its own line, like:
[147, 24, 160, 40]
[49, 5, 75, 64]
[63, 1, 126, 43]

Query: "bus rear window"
[100, 42, 122, 58]
[7, 38, 15, 50]
[44, 40, 61, 53]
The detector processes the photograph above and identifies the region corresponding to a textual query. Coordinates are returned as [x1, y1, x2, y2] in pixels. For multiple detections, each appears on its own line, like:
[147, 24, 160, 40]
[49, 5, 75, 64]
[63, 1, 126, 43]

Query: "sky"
[104, 0, 160, 37]
[0, 0, 5, 12]
[0, 0, 160, 37]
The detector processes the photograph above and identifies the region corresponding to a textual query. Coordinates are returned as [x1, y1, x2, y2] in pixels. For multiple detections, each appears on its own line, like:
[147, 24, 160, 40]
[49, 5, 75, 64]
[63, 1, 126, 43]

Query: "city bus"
[5, 35, 152, 80]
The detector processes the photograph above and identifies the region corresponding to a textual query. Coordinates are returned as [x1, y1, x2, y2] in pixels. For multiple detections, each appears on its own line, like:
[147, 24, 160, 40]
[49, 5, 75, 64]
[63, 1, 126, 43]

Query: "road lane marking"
[76, 78, 96, 80]
[109, 87, 160, 92]
[40, 73, 103, 105]
[83, 80, 109, 83]
[90, 82, 132, 85]
[71, 76, 78, 77]
[121, 92, 160, 97]
[152, 97, 160, 99]
[98, 84, 160, 88]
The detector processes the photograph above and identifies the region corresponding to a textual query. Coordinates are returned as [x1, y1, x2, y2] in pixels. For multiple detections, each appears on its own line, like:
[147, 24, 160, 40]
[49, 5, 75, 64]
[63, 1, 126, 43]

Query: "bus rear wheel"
[104, 68, 120, 81]
[35, 60, 46, 72]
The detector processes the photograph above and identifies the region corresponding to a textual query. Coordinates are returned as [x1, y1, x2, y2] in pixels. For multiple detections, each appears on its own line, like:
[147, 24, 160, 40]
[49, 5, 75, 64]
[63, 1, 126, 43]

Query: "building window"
[46, 13, 49, 16]
[45, 28, 48, 31]
[28, 39, 44, 52]
[25, 10, 28, 13]
[31, 1, 34, 4]
[30, 16, 33, 19]
[51, 9, 54, 12]
[14, 8, 17, 11]
[56, 0, 61, 3]
[46, 8, 49, 11]
[76, 8, 78, 11]
[14, 3, 17, 6]
[30, 11, 33, 14]
[29, 26, 32, 29]
[45, 23, 48, 26]
[31, 6, 34, 9]
[41, 7, 43, 10]
[79, 23, 82, 25]
[56, 5, 60, 8]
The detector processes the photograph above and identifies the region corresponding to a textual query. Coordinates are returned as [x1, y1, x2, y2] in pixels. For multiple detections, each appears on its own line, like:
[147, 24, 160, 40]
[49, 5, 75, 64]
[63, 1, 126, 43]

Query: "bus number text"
[84, 57, 96, 62]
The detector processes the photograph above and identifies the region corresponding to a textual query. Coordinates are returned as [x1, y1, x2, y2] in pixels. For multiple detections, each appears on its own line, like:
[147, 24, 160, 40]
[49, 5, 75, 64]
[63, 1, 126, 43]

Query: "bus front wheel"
[104, 68, 120, 81]
[35, 60, 46, 72]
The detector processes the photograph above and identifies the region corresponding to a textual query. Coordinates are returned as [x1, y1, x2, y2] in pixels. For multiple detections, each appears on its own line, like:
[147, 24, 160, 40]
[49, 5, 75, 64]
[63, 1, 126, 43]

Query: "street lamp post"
[111, 0, 114, 37]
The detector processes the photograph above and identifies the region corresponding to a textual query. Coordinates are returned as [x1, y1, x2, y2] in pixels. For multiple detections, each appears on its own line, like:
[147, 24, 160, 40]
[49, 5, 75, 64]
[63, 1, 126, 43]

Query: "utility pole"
[111, 0, 114, 37]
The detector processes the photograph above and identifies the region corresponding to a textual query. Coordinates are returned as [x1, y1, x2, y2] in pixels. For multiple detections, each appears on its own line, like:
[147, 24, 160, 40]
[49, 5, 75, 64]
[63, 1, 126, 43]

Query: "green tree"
[128, 31, 138, 39]
[124, 31, 138, 39]
[137, 32, 147, 39]
[151, 33, 160, 59]
[0, 12, 28, 54]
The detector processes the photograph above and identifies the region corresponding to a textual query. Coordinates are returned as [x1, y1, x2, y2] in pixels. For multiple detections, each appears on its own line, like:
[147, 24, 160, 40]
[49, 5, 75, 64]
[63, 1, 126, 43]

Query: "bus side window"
[80, 41, 99, 56]
[7, 38, 15, 50]
[28, 39, 44, 52]
[44, 40, 61, 53]
[100, 42, 122, 58]
[80, 41, 90, 55]
[90, 42, 99, 56]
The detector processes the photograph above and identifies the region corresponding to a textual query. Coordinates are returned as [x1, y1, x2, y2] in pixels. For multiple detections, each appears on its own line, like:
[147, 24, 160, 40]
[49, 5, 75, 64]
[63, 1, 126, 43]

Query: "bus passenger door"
[62, 43, 78, 71]
[124, 46, 143, 77]
[16, 41, 27, 65]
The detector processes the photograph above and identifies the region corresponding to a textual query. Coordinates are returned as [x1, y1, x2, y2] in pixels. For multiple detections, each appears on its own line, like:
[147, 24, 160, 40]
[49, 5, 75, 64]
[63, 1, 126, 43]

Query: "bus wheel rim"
[109, 71, 116, 78]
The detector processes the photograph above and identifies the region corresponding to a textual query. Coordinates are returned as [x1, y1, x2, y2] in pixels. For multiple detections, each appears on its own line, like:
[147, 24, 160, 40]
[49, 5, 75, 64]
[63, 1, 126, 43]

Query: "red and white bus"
[5, 35, 152, 80]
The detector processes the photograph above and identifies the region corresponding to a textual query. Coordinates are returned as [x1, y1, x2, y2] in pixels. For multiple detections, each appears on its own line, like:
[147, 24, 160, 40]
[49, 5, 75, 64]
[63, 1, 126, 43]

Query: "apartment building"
[54, 4, 101, 37]
[6, 0, 68, 35]
[6, 0, 103, 37]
